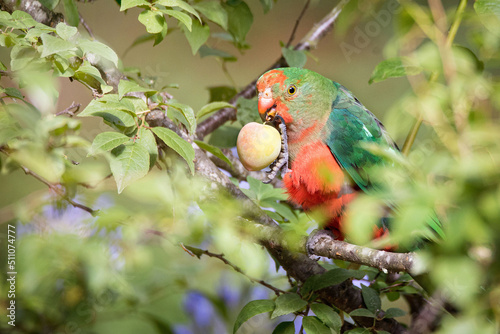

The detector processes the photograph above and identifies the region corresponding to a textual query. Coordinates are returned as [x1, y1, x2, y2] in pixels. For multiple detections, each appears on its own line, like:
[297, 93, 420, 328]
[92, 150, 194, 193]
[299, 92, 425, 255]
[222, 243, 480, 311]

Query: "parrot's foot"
[306, 229, 337, 260]
[264, 115, 289, 184]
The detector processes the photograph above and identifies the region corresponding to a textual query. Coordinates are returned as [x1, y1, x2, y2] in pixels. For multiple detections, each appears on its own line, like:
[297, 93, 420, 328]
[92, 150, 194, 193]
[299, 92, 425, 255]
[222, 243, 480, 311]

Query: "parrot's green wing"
[325, 82, 398, 192]
[325, 82, 444, 240]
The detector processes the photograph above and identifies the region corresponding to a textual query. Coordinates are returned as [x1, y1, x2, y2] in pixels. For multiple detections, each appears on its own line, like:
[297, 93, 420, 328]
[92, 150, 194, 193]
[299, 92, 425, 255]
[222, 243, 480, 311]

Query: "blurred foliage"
[0, 0, 499, 333]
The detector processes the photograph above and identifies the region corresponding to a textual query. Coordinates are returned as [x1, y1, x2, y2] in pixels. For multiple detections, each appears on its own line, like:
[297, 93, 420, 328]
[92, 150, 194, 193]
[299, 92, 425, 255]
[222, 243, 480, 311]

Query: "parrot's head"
[256, 67, 337, 128]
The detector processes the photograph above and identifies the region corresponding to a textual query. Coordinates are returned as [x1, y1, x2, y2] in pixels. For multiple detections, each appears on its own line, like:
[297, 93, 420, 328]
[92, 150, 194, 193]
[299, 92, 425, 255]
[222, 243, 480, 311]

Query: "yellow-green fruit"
[237, 122, 281, 171]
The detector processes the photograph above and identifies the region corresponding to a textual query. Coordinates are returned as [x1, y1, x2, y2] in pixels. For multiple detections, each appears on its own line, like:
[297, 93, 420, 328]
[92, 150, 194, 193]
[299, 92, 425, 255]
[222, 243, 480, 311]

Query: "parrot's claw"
[263, 116, 289, 184]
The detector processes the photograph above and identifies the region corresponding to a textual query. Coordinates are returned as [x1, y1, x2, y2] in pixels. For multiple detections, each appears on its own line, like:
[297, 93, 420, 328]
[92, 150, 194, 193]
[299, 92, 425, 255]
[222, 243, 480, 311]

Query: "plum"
[236, 122, 281, 171]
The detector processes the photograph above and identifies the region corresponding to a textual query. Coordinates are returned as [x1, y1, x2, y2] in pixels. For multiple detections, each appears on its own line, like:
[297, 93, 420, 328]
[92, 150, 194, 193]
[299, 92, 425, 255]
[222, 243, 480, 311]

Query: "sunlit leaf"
[182, 19, 209, 55]
[156, 0, 201, 22]
[369, 57, 422, 84]
[78, 40, 119, 67]
[196, 101, 235, 120]
[120, 0, 149, 11]
[151, 127, 195, 174]
[117, 79, 157, 99]
[55, 22, 78, 40]
[138, 10, 166, 34]
[109, 142, 150, 193]
[165, 102, 196, 134]
[194, 140, 232, 168]
[88, 131, 130, 156]
[40, 33, 76, 57]
[194, 1, 228, 30]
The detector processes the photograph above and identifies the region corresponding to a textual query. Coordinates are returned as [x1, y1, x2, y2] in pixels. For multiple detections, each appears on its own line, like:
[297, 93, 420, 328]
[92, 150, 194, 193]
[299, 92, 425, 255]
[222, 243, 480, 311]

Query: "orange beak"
[258, 87, 277, 122]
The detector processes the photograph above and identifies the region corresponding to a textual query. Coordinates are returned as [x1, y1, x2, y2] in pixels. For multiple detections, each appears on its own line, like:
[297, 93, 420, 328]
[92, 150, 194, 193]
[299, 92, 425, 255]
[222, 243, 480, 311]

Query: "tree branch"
[1, 0, 64, 27]
[306, 230, 417, 274]
[195, 0, 348, 139]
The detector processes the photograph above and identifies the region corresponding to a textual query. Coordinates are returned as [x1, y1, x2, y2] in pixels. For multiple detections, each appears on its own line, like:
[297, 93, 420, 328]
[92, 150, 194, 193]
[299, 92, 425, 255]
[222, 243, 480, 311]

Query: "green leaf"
[136, 127, 158, 168]
[236, 97, 260, 124]
[109, 143, 150, 193]
[74, 62, 109, 91]
[383, 308, 406, 319]
[208, 85, 237, 102]
[79, 95, 137, 134]
[40, 33, 76, 57]
[272, 321, 295, 334]
[39, 0, 60, 10]
[118, 79, 157, 99]
[197, 101, 235, 120]
[302, 269, 365, 295]
[302, 316, 333, 334]
[121, 0, 149, 11]
[62, 0, 79, 27]
[193, 1, 228, 30]
[151, 127, 195, 174]
[282, 47, 307, 68]
[233, 299, 275, 334]
[475, 0, 500, 19]
[4, 87, 24, 99]
[156, 0, 201, 22]
[139, 10, 166, 34]
[199, 45, 237, 61]
[369, 57, 423, 84]
[88, 132, 130, 156]
[345, 329, 371, 334]
[224, 0, 253, 48]
[78, 40, 119, 67]
[259, 0, 274, 13]
[386, 291, 400, 302]
[11, 10, 38, 28]
[361, 285, 381, 313]
[271, 293, 307, 319]
[182, 19, 210, 55]
[194, 140, 232, 168]
[311, 304, 342, 333]
[208, 125, 239, 148]
[161, 9, 192, 31]
[349, 308, 375, 318]
[166, 102, 196, 134]
[55, 22, 78, 40]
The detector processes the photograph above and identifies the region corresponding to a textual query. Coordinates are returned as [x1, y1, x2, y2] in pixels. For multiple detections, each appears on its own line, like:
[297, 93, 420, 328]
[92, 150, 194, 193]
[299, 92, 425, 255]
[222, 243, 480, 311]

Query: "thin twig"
[55, 101, 81, 117]
[285, 0, 311, 48]
[80, 14, 95, 40]
[181, 244, 286, 296]
[17, 164, 97, 216]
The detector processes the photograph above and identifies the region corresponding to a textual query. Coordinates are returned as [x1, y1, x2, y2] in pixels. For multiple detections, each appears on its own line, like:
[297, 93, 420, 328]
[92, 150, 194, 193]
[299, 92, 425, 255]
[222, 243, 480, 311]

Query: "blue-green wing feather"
[325, 82, 398, 192]
[325, 82, 444, 240]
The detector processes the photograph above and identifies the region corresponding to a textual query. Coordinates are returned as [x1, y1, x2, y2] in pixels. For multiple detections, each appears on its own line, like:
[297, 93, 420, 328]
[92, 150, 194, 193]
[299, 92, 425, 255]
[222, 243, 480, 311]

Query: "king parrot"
[256, 67, 441, 242]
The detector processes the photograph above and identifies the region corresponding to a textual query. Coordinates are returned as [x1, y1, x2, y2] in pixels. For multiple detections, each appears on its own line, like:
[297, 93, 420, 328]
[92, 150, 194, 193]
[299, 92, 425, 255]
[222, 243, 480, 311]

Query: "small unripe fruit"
[237, 122, 281, 171]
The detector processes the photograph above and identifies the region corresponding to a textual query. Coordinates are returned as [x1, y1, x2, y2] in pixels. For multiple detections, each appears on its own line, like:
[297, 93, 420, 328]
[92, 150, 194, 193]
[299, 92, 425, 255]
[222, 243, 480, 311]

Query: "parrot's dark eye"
[287, 85, 297, 96]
